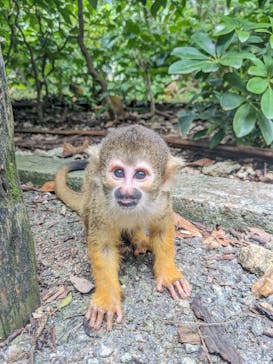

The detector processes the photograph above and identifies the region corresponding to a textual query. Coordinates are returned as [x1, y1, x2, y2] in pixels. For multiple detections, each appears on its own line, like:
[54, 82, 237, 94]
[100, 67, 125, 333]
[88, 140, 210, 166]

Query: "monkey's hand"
[156, 273, 192, 300]
[85, 294, 123, 331]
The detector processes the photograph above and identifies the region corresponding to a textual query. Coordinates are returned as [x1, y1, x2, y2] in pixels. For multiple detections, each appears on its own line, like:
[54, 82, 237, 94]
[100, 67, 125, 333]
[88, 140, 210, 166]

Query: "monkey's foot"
[85, 299, 123, 331]
[156, 271, 192, 300]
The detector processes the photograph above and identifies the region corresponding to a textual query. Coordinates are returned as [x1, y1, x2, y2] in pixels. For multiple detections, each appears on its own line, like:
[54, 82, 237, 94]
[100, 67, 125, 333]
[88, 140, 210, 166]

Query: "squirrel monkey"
[55, 125, 192, 331]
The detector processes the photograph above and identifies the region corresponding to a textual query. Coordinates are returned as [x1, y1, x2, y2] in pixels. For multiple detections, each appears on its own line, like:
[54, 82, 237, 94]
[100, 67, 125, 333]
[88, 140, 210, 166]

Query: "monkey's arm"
[55, 160, 88, 213]
[150, 214, 192, 300]
[86, 231, 123, 330]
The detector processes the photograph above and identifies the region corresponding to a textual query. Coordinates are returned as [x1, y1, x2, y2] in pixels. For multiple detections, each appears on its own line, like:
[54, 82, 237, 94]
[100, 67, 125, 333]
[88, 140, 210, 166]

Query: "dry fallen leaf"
[40, 180, 55, 192]
[203, 226, 230, 249]
[21, 181, 39, 192]
[252, 268, 273, 298]
[62, 139, 90, 158]
[247, 227, 272, 244]
[178, 326, 200, 344]
[70, 275, 94, 294]
[42, 285, 68, 303]
[173, 212, 202, 238]
[186, 157, 214, 167]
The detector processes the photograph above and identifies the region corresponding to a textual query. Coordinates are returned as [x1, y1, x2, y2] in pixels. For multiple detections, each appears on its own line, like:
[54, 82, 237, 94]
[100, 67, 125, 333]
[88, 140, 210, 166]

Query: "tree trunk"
[0, 47, 40, 340]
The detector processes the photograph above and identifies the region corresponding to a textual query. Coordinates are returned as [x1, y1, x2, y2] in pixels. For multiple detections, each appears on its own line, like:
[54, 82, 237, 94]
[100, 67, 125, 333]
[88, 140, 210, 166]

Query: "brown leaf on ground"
[203, 226, 230, 250]
[173, 212, 202, 238]
[252, 268, 273, 298]
[21, 181, 39, 192]
[42, 285, 69, 303]
[186, 157, 214, 167]
[70, 275, 94, 294]
[40, 180, 56, 192]
[247, 227, 273, 245]
[178, 326, 200, 344]
[62, 139, 90, 158]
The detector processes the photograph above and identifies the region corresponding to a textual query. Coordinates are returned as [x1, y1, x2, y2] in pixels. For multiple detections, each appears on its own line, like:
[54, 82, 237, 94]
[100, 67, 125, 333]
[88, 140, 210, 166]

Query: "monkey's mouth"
[117, 199, 138, 209]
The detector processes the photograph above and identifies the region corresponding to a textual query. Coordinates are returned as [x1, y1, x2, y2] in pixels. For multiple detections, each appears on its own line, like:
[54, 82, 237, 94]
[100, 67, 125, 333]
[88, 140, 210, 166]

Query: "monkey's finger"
[116, 309, 123, 324]
[179, 278, 192, 297]
[89, 307, 99, 327]
[167, 284, 179, 300]
[156, 282, 164, 292]
[174, 280, 188, 299]
[93, 309, 105, 330]
[106, 311, 114, 331]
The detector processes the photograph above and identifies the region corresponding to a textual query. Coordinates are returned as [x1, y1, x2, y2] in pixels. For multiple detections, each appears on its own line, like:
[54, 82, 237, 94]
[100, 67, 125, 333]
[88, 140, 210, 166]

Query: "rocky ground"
[1, 190, 273, 364]
[1, 105, 273, 363]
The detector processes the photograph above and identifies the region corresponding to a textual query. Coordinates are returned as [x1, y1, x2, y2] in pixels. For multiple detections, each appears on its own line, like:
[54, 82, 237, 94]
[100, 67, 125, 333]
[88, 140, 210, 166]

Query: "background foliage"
[0, 0, 272, 147]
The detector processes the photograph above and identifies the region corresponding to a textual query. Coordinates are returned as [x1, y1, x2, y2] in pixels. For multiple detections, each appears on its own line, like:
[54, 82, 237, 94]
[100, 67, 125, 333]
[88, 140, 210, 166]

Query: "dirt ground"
[1, 105, 273, 363]
[1, 190, 273, 364]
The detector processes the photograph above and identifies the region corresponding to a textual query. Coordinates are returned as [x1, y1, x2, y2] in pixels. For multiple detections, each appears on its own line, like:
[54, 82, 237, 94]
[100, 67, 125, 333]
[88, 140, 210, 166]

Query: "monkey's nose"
[114, 188, 142, 208]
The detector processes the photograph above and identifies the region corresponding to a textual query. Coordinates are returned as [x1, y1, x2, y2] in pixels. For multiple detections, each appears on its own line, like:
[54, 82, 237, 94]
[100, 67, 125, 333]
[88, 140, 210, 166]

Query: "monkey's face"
[104, 159, 156, 212]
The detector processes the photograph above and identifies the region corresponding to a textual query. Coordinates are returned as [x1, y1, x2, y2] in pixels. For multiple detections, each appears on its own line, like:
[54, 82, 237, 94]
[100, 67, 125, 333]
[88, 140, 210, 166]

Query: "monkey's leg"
[130, 228, 151, 256]
[150, 218, 192, 300]
[86, 240, 122, 330]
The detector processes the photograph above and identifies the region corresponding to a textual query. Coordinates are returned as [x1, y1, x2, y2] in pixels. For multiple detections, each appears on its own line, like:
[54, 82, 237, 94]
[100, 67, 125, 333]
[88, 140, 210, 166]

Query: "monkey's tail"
[55, 160, 88, 214]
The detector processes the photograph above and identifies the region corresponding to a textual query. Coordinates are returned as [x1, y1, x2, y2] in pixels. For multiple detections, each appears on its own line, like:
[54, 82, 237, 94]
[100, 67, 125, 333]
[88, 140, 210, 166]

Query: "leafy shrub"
[169, 12, 273, 147]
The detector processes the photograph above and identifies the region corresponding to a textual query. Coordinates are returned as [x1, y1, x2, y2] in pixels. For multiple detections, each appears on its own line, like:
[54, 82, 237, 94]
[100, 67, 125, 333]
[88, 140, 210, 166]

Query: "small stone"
[184, 343, 200, 354]
[99, 344, 113, 358]
[120, 352, 132, 363]
[182, 358, 198, 364]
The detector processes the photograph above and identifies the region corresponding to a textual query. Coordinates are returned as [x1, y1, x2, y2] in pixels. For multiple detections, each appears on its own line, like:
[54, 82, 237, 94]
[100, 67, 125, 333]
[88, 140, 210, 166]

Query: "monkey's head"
[95, 125, 182, 216]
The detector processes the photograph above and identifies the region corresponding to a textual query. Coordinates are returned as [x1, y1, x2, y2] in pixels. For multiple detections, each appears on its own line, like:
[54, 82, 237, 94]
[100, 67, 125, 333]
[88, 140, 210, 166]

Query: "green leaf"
[258, 114, 273, 145]
[57, 292, 73, 309]
[201, 62, 219, 73]
[178, 110, 196, 136]
[216, 32, 235, 55]
[219, 52, 245, 68]
[214, 23, 235, 36]
[209, 129, 225, 148]
[169, 60, 207, 74]
[191, 32, 216, 57]
[247, 77, 268, 94]
[125, 20, 140, 34]
[193, 129, 208, 140]
[261, 87, 273, 119]
[88, 0, 97, 9]
[233, 104, 256, 137]
[220, 93, 245, 110]
[171, 47, 208, 60]
[236, 30, 250, 42]
[151, 0, 167, 16]
[248, 59, 267, 77]
[270, 34, 273, 49]
[224, 72, 246, 92]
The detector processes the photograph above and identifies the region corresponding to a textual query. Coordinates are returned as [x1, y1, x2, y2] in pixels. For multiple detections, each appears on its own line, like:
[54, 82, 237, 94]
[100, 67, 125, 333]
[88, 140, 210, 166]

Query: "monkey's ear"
[161, 156, 185, 191]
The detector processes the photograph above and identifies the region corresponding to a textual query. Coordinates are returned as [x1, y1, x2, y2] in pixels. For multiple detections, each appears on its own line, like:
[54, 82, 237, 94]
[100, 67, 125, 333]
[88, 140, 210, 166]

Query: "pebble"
[182, 358, 198, 364]
[184, 344, 200, 354]
[99, 343, 113, 358]
[120, 352, 132, 362]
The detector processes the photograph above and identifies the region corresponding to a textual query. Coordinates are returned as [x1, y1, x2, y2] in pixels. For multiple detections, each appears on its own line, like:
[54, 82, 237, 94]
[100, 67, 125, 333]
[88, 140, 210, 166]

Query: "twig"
[0, 328, 24, 348]
[194, 316, 214, 364]
[29, 315, 49, 364]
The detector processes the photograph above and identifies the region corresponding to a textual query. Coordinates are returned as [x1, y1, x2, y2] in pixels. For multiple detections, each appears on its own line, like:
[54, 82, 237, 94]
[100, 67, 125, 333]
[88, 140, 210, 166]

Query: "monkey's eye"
[113, 168, 125, 178]
[134, 170, 146, 180]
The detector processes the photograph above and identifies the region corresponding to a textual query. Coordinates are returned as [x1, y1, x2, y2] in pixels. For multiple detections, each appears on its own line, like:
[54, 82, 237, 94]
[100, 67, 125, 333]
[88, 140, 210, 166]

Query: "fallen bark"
[15, 128, 273, 160]
[191, 297, 242, 364]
